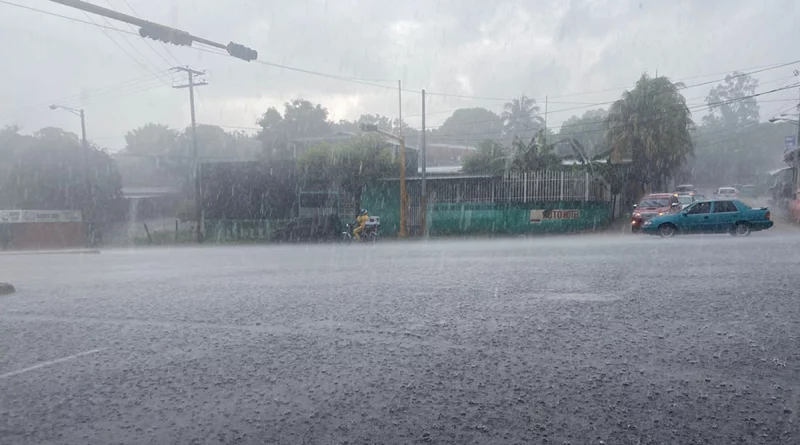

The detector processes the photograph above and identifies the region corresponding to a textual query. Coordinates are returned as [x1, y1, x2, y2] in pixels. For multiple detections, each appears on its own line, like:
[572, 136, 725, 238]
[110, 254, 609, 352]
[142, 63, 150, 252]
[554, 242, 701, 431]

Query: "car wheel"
[658, 224, 676, 238]
[734, 222, 750, 236]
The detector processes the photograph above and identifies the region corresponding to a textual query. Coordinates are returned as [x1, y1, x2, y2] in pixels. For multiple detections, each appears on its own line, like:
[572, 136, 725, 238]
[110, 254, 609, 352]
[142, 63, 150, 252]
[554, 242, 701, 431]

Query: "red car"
[631, 193, 682, 232]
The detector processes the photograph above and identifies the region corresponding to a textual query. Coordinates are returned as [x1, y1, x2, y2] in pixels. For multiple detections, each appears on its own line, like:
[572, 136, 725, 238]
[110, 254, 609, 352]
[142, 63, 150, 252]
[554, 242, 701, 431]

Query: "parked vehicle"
[642, 199, 773, 237]
[631, 193, 682, 232]
[714, 187, 739, 198]
[740, 184, 758, 198]
[675, 184, 696, 195]
[342, 216, 380, 243]
[675, 194, 695, 210]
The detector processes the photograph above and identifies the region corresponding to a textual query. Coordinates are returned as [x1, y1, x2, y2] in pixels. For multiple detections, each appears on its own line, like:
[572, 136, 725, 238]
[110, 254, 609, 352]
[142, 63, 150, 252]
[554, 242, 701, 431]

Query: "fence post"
[560, 171, 565, 201]
[585, 172, 590, 201]
[523, 172, 528, 202]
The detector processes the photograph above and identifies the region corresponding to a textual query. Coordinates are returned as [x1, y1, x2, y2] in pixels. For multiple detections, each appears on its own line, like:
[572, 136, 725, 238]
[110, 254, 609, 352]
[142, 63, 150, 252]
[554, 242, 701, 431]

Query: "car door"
[710, 200, 738, 232]
[683, 201, 712, 232]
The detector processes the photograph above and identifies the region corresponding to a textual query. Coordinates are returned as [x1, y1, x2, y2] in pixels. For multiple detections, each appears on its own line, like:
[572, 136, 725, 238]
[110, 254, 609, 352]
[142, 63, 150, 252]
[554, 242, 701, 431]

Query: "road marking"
[0, 348, 106, 379]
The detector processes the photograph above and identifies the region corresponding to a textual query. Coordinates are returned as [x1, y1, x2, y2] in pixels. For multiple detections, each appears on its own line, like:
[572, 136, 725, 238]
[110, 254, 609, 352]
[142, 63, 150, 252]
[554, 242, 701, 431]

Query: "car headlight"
[643, 221, 653, 226]
[658, 212, 664, 216]
[633, 213, 641, 218]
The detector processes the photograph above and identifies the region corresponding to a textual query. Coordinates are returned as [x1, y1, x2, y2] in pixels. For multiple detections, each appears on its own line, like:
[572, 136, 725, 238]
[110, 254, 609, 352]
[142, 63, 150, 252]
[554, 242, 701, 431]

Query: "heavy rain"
[1, 1, 799, 444]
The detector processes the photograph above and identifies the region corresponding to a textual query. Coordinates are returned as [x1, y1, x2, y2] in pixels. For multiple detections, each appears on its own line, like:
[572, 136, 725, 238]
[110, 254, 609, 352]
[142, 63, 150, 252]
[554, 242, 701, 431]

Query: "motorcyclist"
[353, 209, 369, 241]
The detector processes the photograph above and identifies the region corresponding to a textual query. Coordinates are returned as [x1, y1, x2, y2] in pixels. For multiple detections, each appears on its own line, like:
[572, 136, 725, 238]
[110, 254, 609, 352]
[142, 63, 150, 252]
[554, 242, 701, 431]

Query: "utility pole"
[173, 67, 207, 243]
[396, 79, 408, 237]
[420, 89, 427, 237]
[543, 95, 548, 146]
[50, 104, 91, 244]
[795, 84, 800, 194]
[79, 108, 90, 243]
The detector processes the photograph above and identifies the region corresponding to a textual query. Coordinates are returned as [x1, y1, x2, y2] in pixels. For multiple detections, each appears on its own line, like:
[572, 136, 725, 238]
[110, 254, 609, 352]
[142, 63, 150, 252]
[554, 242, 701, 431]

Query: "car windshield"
[0, 2, 791, 444]
[637, 198, 670, 208]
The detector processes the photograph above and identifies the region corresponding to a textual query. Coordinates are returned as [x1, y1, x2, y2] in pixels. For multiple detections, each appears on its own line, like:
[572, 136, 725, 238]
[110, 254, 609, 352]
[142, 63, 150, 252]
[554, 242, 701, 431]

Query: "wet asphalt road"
[1, 233, 799, 445]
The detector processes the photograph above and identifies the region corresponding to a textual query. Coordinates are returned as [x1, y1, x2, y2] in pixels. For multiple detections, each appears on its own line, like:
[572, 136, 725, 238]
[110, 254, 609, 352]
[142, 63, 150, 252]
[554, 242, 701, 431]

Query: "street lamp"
[49, 104, 88, 148]
[50, 104, 91, 244]
[360, 123, 408, 237]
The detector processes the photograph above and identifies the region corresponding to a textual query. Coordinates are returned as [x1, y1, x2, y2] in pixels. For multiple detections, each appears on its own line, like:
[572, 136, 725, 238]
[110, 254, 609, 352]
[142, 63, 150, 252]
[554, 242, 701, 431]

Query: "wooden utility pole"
[173, 67, 207, 243]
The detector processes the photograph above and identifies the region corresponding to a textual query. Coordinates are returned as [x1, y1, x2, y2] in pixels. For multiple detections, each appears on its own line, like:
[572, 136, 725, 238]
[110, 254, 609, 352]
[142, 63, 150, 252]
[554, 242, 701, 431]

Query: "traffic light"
[139, 26, 193, 46]
[360, 123, 379, 132]
[226, 42, 258, 62]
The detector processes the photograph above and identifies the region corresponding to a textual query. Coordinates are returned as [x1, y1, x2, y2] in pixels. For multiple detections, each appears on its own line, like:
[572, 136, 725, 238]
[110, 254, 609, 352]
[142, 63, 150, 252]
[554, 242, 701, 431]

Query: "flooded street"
[1, 234, 799, 444]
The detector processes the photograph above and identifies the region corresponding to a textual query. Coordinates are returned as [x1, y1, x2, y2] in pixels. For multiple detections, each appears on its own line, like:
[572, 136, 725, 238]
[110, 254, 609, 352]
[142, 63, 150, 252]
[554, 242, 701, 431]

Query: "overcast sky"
[1, 0, 799, 151]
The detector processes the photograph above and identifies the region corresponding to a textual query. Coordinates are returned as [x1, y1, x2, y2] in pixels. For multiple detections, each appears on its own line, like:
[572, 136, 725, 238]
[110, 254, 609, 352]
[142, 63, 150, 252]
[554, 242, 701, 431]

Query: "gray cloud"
[0, 0, 798, 150]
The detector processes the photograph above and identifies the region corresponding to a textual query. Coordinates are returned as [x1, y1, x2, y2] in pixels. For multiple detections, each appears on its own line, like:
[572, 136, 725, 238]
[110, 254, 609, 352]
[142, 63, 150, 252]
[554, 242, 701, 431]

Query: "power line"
[116, 0, 182, 66]
[429, 83, 800, 140]
[80, 11, 172, 86]
[0, 71, 168, 120]
[101, 0, 176, 70]
[547, 60, 800, 99]
[10, 0, 800, 110]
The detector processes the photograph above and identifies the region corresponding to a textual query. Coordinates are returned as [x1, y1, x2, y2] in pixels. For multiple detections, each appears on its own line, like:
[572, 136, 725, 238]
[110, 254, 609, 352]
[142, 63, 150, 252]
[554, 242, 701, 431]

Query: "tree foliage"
[557, 109, 608, 158]
[508, 133, 562, 172]
[118, 123, 260, 192]
[0, 126, 123, 222]
[257, 99, 332, 159]
[702, 71, 760, 127]
[461, 132, 563, 175]
[691, 72, 782, 185]
[502, 96, 544, 142]
[296, 134, 395, 207]
[606, 74, 694, 192]
[430, 107, 503, 145]
[461, 140, 507, 175]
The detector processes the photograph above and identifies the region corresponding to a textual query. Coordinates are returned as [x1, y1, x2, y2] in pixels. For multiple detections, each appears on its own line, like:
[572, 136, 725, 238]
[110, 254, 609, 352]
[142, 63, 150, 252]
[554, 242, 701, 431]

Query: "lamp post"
[50, 104, 91, 244]
[360, 123, 408, 237]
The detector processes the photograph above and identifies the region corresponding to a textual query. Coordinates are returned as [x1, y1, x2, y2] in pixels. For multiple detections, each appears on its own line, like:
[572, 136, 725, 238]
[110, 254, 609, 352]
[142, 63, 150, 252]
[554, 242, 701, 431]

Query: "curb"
[0, 249, 100, 256]
[0, 282, 15, 295]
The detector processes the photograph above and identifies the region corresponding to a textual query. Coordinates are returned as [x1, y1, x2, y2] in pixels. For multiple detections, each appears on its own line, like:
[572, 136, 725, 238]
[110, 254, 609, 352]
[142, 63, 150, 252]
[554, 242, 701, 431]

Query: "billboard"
[0, 210, 82, 224]
[530, 209, 581, 223]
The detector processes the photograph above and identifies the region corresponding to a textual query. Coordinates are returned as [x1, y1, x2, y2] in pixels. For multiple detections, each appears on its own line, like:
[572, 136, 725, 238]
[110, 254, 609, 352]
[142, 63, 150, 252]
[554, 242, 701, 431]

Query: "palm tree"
[502, 96, 544, 141]
[606, 74, 694, 194]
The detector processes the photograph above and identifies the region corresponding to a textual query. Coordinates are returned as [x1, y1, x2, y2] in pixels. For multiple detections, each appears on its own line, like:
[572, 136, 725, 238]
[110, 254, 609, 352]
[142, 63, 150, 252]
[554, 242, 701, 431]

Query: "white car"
[676, 194, 695, 209]
[714, 187, 739, 198]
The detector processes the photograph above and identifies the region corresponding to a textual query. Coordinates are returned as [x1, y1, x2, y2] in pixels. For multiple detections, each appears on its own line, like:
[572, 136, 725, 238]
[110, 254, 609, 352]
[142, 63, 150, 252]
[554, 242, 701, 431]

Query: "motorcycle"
[342, 216, 380, 243]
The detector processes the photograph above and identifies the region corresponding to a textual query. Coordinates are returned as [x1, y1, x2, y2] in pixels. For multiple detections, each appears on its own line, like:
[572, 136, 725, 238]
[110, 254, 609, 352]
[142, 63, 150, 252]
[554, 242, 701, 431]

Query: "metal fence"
[407, 170, 605, 205]
[402, 170, 608, 230]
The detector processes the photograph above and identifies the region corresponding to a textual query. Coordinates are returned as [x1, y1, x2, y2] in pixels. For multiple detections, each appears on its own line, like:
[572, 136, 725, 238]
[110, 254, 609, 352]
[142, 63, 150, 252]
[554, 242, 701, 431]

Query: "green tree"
[257, 99, 332, 159]
[461, 140, 507, 175]
[557, 109, 608, 158]
[296, 134, 394, 208]
[508, 133, 563, 172]
[432, 107, 503, 145]
[0, 126, 123, 224]
[606, 74, 694, 193]
[502, 96, 544, 141]
[702, 71, 760, 127]
[692, 72, 767, 185]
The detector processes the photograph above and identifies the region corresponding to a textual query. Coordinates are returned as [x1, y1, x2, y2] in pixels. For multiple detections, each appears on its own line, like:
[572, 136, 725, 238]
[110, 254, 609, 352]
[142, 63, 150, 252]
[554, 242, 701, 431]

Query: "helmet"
[359, 209, 368, 216]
